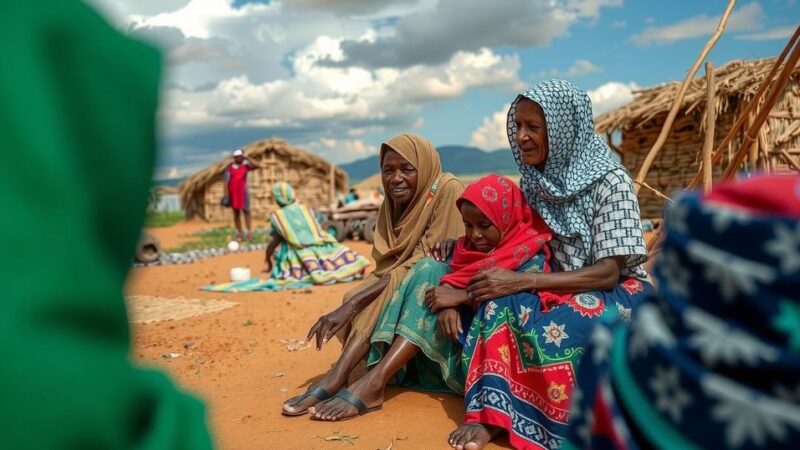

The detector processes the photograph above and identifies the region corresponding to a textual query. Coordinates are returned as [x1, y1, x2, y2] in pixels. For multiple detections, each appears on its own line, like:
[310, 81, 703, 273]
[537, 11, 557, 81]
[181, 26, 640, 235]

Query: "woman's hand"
[306, 303, 356, 350]
[467, 268, 532, 302]
[429, 239, 457, 262]
[437, 308, 462, 341]
[424, 286, 469, 312]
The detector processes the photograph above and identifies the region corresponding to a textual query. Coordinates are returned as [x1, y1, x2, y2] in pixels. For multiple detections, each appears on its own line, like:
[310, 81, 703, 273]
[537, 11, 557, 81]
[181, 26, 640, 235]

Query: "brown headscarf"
[342, 134, 464, 342]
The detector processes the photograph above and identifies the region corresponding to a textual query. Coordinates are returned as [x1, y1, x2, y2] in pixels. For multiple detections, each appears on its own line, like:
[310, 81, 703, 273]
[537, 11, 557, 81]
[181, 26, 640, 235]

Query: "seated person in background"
[264, 182, 370, 285]
[344, 188, 360, 205]
[565, 175, 800, 450]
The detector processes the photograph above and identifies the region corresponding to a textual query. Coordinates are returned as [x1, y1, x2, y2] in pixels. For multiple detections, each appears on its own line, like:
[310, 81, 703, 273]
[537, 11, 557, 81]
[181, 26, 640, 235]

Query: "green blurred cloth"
[0, 2, 212, 449]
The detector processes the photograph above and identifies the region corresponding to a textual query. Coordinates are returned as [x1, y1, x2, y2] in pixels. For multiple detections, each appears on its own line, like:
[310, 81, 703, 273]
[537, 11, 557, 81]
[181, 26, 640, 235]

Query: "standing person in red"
[223, 148, 259, 241]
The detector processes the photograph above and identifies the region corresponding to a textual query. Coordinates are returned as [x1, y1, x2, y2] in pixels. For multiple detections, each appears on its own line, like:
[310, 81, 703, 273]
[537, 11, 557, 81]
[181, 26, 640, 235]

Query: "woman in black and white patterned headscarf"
[447, 80, 652, 450]
[463, 79, 649, 303]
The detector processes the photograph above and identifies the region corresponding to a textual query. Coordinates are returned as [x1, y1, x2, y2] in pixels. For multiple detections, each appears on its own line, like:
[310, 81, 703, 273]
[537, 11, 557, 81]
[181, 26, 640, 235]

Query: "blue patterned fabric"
[461, 277, 653, 450]
[565, 181, 800, 450]
[508, 80, 647, 274]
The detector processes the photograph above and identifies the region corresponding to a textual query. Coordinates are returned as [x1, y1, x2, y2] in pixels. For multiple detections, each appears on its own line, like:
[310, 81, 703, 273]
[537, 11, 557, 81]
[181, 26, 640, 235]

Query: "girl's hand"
[429, 239, 457, 262]
[437, 308, 462, 341]
[467, 268, 531, 302]
[424, 286, 469, 312]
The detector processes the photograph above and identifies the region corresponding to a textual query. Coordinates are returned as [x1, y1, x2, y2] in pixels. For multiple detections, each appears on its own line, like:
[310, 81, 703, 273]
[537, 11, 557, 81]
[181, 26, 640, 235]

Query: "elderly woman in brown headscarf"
[281, 134, 464, 416]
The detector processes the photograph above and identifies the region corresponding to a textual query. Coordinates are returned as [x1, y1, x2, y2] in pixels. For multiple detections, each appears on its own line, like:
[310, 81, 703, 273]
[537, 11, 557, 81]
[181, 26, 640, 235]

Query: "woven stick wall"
[618, 111, 736, 218]
[179, 139, 349, 221]
[597, 58, 800, 218]
[767, 83, 800, 170]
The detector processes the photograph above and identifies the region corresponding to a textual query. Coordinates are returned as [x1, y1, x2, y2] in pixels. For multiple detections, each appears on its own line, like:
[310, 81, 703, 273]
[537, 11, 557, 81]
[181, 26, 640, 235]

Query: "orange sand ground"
[127, 221, 513, 449]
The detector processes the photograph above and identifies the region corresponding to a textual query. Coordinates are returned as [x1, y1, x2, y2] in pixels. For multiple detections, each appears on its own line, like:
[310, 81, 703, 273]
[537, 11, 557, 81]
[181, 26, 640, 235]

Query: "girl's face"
[460, 201, 502, 253]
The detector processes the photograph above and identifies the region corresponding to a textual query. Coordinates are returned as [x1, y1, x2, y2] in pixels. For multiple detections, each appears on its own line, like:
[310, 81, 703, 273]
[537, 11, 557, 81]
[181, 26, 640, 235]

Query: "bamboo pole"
[633, 0, 737, 195]
[687, 24, 800, 188]
[703, 61, 716, 192]
[748, 108, 759, 170]
[647, 226, 664, 254]
[758, 128, 772, 173]
[721, 39, 800, 180]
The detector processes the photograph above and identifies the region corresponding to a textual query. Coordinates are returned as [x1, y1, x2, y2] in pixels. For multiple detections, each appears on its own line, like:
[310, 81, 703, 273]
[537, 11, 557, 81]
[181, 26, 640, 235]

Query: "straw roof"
[595, 57, 800, 134]
[178, 138, 348, 203]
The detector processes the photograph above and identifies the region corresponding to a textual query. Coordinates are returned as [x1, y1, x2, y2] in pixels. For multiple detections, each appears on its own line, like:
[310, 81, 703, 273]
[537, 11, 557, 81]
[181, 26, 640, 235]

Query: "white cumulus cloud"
[631, 2, 765, 46]
[735, 25, 796, 41]
[470, 104, 511, 150]
[587, 81, 639, 115]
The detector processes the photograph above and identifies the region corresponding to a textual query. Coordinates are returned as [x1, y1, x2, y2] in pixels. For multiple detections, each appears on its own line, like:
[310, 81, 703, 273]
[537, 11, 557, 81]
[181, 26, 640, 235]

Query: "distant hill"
[341, 145, 516, 182]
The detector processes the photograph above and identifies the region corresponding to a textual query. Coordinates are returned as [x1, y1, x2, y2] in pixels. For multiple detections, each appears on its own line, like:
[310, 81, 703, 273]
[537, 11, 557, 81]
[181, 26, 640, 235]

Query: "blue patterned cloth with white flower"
[564, 175, 800, 450]
[461, 276, 652, 450]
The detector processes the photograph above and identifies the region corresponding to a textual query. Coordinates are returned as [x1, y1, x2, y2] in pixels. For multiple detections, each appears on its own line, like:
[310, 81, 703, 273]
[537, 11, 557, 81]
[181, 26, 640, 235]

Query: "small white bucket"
[230, 267, 251, 282]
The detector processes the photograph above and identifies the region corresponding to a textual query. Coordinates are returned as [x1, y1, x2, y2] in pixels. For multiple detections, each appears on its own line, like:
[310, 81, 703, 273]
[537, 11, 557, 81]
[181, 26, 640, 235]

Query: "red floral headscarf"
[440, 174, 553, 288]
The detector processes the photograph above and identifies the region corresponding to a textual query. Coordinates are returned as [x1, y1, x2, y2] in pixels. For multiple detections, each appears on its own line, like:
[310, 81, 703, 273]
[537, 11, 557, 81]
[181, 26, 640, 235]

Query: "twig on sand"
[319, 433, 359, 445]
[383, 435, 409, 450]
[280, 338, 312, 352]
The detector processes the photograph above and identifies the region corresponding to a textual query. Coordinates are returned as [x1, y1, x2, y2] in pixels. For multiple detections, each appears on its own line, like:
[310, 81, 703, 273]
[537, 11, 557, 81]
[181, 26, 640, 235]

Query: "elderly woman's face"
[381, 149, 418, 207]
[514, 98, 549, 170]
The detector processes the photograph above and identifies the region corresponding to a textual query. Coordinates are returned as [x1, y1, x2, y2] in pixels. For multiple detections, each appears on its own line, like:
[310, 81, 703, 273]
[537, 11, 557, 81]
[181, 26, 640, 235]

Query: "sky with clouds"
[85, 0, 798, 179]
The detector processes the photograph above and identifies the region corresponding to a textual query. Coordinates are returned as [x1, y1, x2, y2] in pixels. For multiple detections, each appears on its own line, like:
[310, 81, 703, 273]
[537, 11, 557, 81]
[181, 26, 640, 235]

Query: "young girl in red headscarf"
[307, 174, 573, 424]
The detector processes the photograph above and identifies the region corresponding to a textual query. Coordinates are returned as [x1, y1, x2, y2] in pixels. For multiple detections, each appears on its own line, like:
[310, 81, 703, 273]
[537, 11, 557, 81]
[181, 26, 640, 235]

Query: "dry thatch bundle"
[595, 57, 800, 218]
[179, 139, 348, 221]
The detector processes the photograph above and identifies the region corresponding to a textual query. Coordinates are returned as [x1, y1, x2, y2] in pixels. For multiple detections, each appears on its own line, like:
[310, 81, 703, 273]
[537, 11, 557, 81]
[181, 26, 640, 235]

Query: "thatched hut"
[179, 139, 348, 221]
[595, 57, 800, 218]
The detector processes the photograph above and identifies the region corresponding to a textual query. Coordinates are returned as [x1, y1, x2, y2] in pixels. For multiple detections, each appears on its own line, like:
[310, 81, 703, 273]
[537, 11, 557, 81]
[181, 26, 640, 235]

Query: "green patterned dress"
[367, 255, 547, 393]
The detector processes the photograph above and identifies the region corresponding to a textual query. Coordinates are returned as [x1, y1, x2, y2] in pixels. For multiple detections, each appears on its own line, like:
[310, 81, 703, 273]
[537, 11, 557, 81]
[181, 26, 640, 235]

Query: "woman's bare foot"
[308, 370, 384, 421]
[281, 373, 342, 416]
[448, 423, 501, 450]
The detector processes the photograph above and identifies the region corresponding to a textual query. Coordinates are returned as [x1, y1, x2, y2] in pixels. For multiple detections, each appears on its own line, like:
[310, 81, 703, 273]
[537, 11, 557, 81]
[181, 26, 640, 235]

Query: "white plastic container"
[230, 267, 251, 282]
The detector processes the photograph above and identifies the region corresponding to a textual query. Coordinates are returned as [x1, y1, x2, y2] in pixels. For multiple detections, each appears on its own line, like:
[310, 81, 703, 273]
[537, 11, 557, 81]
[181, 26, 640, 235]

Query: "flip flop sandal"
[281, 386, 332, 417]
[310, 388, 382, 422]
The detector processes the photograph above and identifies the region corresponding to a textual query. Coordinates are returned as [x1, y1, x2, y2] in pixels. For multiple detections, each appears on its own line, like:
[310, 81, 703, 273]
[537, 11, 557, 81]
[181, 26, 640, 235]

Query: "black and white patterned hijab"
[508, 79, 622, 249]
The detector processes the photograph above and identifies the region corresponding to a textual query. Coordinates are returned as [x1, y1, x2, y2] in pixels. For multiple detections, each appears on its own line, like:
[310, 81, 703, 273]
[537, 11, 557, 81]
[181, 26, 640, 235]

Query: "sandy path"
[125, 238, 512, 449]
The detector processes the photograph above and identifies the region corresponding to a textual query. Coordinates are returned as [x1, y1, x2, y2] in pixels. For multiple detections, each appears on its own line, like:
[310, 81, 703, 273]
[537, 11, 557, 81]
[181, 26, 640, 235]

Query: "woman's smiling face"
[514, 97, 549, 171]
[381, 148, 418, 208]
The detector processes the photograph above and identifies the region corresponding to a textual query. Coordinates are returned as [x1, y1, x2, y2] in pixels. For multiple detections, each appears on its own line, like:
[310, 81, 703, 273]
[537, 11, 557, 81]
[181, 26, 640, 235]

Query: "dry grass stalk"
[635, 180, 673, 203]
[702, 62, 716, 192]
[759, 129, 773, 173]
